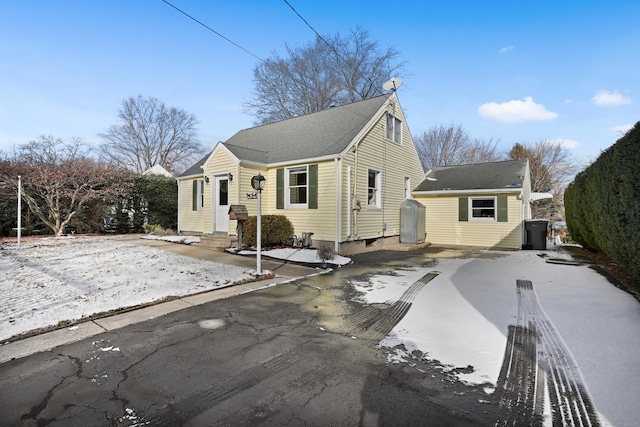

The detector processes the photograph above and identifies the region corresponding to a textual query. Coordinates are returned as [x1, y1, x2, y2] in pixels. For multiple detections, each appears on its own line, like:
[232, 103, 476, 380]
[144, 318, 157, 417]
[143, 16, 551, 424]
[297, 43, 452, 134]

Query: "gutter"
[413, 188, 523, 196]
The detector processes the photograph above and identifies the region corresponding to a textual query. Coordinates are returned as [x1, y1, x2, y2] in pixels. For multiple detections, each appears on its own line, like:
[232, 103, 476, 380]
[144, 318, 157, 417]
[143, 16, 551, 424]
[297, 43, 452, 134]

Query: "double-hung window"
[386, 112, 402, 144]
[368, 169, 381, 208]
[192, 179, 205, 211]
[470, 197, 495, 221]
[287, 166, 308, 207]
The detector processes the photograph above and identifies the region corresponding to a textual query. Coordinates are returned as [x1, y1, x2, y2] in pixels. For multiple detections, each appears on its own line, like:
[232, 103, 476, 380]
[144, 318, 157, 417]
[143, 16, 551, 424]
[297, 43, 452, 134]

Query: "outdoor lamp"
[251, 174, 265, 192]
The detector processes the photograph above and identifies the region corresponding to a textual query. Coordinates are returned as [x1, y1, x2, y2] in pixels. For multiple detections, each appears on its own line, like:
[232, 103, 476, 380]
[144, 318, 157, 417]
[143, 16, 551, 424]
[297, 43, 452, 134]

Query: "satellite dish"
[382, 77, 403, 92]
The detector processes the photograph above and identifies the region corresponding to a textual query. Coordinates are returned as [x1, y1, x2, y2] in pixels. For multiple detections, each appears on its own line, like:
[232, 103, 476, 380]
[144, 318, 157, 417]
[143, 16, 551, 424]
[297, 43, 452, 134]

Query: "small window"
[197, 179, 205, 211]
[470, 197, 495, 221]
[368, 169, 381, 208]
[287, 166, 308, 207]
[218, 179, 228, 206]
[386, 112, 402, 144]
[404, 177, 411, 199]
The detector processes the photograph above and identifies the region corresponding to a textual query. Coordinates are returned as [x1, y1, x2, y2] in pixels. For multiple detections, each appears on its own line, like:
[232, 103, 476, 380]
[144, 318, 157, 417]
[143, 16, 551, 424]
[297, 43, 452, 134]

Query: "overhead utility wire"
[281, 0, 379, 93]
[161, 0, 377, 122]
[161, 0, 264, 63]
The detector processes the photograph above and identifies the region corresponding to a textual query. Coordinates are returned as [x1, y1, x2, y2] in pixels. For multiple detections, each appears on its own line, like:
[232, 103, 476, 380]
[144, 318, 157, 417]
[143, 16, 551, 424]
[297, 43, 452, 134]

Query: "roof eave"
[413, 188, 523, 196]
[176, 173, 204, 180]
[239, 153, 341, 169]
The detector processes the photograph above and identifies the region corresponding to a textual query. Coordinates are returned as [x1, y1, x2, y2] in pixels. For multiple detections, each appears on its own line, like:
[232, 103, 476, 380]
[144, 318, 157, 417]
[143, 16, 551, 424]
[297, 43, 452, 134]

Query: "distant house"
[142, 163, 174, 178]
[412, 159, 532, 250]
[176, 93, 426, 254]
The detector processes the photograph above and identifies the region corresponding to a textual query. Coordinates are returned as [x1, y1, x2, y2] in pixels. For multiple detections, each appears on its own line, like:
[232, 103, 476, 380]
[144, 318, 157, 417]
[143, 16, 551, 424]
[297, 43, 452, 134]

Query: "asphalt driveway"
[0, 251, 497, 426]
[1, 241, 638, 426]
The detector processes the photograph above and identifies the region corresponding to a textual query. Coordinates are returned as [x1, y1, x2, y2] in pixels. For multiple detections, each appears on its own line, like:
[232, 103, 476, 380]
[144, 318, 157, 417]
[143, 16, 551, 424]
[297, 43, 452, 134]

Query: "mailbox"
[228, 205, 248, 221]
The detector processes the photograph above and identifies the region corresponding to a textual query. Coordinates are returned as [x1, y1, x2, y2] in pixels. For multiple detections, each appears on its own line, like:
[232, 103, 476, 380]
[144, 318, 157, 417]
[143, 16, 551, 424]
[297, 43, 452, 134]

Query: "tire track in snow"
[146, 349, 304, 426]
[342, 271, 440, 340]
[495, 279, 601, 426]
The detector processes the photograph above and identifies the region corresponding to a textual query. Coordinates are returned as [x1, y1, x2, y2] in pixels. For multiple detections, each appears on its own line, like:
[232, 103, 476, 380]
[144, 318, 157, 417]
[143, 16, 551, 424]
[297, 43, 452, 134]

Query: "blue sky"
[1, 1, 638, 168]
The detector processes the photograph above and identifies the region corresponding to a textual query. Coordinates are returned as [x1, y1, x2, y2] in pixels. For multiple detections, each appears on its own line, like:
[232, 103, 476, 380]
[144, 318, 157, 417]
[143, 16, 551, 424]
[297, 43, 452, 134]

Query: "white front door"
[214, 176, 229, 233]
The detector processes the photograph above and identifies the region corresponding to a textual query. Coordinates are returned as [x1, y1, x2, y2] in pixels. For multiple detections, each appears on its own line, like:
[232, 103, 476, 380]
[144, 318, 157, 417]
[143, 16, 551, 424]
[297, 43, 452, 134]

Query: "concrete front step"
[196, 234, 238, 251]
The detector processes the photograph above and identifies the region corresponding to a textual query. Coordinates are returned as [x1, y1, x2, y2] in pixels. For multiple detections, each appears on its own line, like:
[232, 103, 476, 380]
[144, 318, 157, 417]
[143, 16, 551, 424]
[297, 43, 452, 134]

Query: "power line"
[161, 0, 380, 123]
[282, 0, 379, 93]
[161, 0, 264, 63]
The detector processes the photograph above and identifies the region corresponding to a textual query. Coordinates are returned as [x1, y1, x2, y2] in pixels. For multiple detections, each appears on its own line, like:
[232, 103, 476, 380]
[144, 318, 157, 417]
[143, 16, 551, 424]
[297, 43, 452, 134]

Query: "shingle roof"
[414, 159, 528, 192]
[223, 94, 392, 164]
[179, 152, 211, 177]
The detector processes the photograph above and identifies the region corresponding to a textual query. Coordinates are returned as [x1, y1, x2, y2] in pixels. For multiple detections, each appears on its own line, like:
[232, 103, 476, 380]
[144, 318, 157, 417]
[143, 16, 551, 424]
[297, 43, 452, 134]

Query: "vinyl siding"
[264, 160, 338, 241]
[418, 193, 524, 249]
[201, 149, 239, 234]
[177, 177, 205, 233]
[339, 101, 425, 241]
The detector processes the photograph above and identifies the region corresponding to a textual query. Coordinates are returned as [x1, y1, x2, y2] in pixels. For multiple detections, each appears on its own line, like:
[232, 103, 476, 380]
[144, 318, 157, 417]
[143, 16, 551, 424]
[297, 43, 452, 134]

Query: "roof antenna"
[383, 77, 403, 92]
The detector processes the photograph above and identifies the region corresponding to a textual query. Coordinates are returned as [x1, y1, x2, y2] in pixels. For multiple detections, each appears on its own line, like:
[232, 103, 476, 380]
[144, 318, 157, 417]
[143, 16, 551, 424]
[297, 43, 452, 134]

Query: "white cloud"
[591, 90, 632, 106]
[611, 123, 633, 135]
[477, 97, 558, 123]
[549, 138, 580, 149]
[499, 46, 515, 54]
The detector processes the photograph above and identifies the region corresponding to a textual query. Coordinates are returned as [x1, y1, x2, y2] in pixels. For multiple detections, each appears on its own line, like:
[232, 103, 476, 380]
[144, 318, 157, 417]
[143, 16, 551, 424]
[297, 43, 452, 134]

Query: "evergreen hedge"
[242, 215, 294, 248]
[564, 121, 640, 280]
[109, 174, 178, 233]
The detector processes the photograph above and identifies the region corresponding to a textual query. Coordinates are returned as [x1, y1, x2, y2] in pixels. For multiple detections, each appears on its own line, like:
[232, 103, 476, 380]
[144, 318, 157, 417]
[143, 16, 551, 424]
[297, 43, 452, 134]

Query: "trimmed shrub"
[242, 215, 294, 248]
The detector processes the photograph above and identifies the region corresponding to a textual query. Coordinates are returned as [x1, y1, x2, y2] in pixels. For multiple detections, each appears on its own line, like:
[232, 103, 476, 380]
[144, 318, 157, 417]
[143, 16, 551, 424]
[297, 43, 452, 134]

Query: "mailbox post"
[228, 205, 248, 249]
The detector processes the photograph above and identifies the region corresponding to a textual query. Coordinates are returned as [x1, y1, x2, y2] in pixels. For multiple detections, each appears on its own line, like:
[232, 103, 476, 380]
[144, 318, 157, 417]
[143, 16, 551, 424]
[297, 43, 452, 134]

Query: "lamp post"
[250, 174, 266, 275]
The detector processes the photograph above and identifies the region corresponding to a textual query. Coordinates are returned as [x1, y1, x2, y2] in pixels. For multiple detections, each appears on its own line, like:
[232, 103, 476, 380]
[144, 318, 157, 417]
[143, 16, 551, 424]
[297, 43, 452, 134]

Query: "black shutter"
[497, 196, 508, 222]
[192, 180, 198, 211]
[459, 197, 468, 222]
[308, 164, 318, 209]
[276, 168, 284, 209]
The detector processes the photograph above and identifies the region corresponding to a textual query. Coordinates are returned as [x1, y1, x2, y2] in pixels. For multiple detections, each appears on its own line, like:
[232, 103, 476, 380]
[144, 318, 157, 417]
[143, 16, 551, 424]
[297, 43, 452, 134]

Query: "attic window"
[386, 113, 402, 144]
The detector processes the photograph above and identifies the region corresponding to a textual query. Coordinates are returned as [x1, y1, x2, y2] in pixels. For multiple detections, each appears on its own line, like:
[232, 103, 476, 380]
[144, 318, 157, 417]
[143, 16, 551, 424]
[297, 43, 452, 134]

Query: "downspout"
[334, 158, 340, 254]
[347, 166, 352, 238]
[353, 145, 359, 238]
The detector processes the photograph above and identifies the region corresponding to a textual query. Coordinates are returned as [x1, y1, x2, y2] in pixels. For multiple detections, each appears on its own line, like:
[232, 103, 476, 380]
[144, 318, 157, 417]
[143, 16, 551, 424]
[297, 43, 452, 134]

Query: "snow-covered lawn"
[349, 248, 640, 427]
[0, 237, 255, 342]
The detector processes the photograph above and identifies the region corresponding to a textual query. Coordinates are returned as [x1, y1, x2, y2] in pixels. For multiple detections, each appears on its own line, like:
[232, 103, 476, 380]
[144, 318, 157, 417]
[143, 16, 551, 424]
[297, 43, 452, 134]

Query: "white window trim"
[285, 165, 308, 209]
[386, 112, 402, 145]
[197, 179, 205, 211]
[469, 196, 496, 222]
[368, 169, 382, 209]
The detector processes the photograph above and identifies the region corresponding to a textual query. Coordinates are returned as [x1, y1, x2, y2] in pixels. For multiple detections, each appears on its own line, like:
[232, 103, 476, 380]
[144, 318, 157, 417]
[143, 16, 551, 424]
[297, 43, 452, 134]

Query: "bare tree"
[328, 27, 404, 103]
[244, 27, 404, 125]
[413, 124, 502, 170]
[0, 135, 133, 237]
[99, 96, 202, 174]
[508, 140, 576, 218]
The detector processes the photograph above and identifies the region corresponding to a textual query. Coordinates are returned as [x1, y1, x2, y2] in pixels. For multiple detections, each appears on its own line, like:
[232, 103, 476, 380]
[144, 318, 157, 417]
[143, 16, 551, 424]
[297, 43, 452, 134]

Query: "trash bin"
[525, 220, 548, 250]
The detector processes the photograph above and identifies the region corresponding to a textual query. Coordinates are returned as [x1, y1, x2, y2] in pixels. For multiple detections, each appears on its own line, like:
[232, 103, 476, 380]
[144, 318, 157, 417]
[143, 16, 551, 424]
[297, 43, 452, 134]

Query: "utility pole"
[17, 175, 22, 249]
